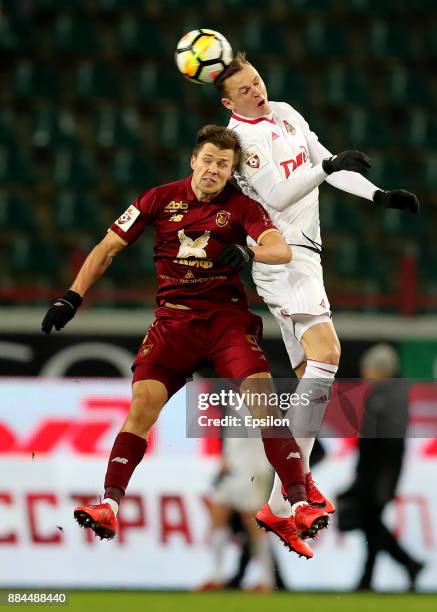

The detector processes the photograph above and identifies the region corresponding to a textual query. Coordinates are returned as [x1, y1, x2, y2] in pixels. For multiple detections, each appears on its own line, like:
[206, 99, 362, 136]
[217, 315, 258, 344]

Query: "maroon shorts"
[132, 306, 270, 398]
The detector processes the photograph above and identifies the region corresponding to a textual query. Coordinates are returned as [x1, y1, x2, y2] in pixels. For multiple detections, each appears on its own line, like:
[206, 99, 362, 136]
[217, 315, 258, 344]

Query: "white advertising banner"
[0, 379, 435, 590]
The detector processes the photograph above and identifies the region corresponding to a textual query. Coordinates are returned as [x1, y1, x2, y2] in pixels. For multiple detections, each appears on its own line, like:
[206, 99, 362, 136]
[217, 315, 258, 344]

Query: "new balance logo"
[286, 451, 301, 460]
[111, 457, 128, 464]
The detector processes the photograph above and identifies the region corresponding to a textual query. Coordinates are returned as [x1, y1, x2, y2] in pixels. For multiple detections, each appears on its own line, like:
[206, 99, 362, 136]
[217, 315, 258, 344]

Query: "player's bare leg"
[241, 373, 327, 555]
[74, 379, 168, 539]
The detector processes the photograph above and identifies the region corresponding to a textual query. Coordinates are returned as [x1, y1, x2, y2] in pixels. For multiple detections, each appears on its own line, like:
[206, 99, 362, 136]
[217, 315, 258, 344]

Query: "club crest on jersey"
[216, 210, 231, 227]
[247, 155, 260, 169]
[283, 120, 296, 134]
[241, 145, 268, 177]
[272, 132, 279, 141]
[115, 205, 140, 232]
[177, 229, 210, 258]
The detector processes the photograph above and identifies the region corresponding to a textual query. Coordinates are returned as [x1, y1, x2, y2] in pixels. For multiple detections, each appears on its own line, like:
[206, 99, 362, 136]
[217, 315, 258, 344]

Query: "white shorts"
[212, 469, 271, 513]
[252, 246, 331, 370]
[212, 437, 272, 512]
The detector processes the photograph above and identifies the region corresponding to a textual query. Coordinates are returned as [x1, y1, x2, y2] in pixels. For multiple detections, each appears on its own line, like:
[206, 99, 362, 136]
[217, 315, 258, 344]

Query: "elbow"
[280, 244, 292, 264]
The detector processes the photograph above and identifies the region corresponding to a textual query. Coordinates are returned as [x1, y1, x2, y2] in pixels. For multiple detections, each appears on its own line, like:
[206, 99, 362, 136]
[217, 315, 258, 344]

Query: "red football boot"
[294, 504, 329, 539]
[74, 502, 117, 540]
[281, 474, 336, 514]
[305, 473, 336, 514]
[255, 504, 313, 559]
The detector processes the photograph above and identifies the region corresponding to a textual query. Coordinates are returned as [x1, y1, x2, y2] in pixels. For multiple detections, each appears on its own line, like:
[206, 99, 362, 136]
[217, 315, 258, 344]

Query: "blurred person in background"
[200, 435, 274, 592]
[214, 52, 419, 544]
[201, 437, 328, 592]
[338, 343, 424, 591]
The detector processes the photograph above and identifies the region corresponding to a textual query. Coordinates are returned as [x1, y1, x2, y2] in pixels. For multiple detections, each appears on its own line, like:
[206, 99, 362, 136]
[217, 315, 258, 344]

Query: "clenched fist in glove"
[373, 189, 419, 214]
[322, 150, 372, 176]
[217, 243, 254, 272]
[41, 290, 83, 334]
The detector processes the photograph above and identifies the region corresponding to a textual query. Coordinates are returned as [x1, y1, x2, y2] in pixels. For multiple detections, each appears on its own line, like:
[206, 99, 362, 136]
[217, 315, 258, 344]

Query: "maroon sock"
[261, 426, 306, 505]
[104, 432, 147, 504]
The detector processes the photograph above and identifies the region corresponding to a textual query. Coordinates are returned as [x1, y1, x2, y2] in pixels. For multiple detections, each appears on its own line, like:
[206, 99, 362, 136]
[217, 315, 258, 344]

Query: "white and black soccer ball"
[175, 29, 233, 85]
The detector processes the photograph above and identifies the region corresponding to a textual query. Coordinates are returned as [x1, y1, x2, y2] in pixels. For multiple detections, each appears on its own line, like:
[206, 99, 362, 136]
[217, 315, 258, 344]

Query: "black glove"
[41, 290, 83, 334]
[322, 150, 372, 175]
[373, 189, 419, 214]
[217, 243, 254, 272]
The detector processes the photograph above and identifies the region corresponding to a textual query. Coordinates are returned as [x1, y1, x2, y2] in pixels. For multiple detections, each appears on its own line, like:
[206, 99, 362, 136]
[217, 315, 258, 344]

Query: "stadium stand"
[0, 0, 434, 312]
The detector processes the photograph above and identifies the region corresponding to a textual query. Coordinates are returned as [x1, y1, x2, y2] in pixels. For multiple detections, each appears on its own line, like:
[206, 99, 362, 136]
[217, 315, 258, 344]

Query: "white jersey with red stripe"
[228, 101, 323, 248]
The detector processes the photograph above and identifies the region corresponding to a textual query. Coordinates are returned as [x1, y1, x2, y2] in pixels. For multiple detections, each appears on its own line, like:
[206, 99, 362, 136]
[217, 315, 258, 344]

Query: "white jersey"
[228, 100, 379, 367]
[228, 101, 324, 248]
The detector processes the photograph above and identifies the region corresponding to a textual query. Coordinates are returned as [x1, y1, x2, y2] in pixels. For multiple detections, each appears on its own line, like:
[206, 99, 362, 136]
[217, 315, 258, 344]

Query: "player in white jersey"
[214, 53, 419, 555]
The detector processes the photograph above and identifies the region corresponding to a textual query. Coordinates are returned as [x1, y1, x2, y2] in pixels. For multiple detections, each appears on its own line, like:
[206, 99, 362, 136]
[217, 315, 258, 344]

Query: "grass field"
[2, 591, 437, 612]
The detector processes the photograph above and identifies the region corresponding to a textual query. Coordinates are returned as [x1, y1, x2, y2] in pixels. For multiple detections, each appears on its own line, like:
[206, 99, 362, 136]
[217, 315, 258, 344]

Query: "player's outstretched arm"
[308, 139, 419, 213]
[41, 230, 127, 334]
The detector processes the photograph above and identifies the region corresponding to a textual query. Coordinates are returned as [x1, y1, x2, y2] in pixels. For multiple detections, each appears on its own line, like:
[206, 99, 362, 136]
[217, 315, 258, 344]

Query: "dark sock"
[261, 426, 306, 504]
[104, 432, 147, 503]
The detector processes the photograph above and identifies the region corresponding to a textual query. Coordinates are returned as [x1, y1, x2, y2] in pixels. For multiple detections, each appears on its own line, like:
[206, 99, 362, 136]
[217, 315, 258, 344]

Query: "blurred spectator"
[201, 436, 327, 591]
[337, 343, 424, 591]
[200, 435, 274, 592]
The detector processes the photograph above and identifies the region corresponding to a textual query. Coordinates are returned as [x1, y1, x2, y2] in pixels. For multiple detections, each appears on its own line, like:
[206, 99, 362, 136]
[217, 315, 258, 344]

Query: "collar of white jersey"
[230, 110, 275, 125]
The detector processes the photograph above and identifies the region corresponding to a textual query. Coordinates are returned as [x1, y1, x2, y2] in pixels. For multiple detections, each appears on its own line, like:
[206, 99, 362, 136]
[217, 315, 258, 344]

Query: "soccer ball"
[175, 29, 233, 85]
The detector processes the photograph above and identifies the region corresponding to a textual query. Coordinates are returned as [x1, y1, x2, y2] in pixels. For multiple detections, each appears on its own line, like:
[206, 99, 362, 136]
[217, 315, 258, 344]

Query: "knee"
[316, 341, 341, 367]
[124, 385, 165, 437]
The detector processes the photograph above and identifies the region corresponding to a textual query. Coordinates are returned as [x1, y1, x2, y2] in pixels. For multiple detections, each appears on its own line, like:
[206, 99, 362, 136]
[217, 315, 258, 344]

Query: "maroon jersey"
[109, 175, 277, 309]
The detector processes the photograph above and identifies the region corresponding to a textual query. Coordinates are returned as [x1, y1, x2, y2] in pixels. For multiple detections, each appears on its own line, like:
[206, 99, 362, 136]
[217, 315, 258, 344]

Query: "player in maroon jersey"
[41, 125, 328, 557]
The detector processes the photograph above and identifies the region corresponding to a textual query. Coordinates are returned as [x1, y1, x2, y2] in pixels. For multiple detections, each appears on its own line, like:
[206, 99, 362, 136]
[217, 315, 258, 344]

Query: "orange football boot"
[255, 503, 313, 559]
[281, 473, 336, 514]
[305, 473, 336, 514]
[74, 502, 117, 540]
[294, 503, 329, 538]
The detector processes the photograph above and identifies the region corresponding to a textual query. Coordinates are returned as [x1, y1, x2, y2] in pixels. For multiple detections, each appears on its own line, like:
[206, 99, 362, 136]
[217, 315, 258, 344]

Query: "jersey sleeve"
[109, 188, 158, 244]
[235, 195, 278, 244]
[308, 138, 379, 201]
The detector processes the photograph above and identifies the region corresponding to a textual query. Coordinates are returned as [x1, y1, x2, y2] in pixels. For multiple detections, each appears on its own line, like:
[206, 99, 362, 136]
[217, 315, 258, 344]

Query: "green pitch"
[3, 591, 437, 612]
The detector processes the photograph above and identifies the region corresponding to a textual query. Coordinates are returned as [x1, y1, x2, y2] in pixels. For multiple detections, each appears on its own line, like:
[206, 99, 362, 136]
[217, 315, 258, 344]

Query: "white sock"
[290, 501, 308, 516]
[103, 497, 119, 517]
[210, 527, 229, 583]
[267, 472, 292, 518]
[294, 360, 337, 472]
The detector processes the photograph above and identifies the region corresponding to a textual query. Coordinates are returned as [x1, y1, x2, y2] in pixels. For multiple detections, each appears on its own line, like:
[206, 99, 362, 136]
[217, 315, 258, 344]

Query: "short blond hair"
[214, 51, 252, 97]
